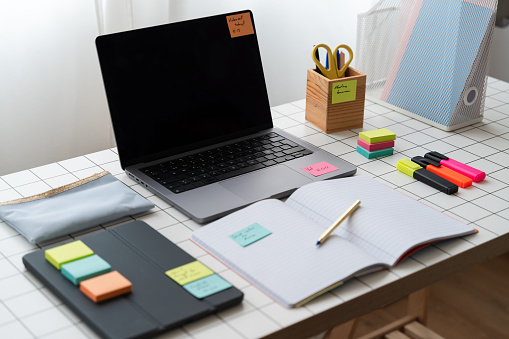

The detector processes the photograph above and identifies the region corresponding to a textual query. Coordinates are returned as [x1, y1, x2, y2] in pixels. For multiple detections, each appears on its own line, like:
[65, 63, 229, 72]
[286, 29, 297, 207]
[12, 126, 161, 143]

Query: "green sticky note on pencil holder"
[305, 67, 366, 133]
[331, 79, 357, 104]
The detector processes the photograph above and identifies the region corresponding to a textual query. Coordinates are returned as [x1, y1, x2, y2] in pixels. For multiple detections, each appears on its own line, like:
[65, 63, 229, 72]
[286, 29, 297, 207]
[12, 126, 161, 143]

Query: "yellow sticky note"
[45, 240, 94, 270]
[165, 261, 214, 286]
[331, 79, 357, 104]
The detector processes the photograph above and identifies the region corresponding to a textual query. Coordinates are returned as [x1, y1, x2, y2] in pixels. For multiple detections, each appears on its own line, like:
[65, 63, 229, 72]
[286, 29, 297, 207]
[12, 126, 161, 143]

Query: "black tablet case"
[23, 221, 243, 339]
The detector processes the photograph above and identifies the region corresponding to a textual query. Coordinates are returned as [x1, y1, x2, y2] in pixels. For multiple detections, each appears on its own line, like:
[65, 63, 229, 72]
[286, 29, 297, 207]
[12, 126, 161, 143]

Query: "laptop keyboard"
[140, 132, 313, 194]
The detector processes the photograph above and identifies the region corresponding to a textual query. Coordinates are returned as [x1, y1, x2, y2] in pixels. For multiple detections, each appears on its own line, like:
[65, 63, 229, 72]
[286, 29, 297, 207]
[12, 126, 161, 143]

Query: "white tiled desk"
[1, 77, 509, 339]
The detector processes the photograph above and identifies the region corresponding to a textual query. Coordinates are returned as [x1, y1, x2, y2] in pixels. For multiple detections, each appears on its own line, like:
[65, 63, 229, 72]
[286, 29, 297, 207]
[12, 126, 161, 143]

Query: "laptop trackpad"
[219, 166, 312, 201]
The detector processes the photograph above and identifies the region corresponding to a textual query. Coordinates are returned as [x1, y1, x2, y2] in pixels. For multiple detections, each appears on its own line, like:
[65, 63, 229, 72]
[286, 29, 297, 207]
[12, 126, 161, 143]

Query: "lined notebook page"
[191, 199, 381, 308]
[285, 175, 475, 265]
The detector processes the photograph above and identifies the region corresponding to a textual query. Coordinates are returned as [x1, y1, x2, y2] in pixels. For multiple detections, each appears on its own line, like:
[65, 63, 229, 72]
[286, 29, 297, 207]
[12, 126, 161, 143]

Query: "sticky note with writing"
[226, 12, 254, 38]
[229, 222, 272, 247]
[331, 79, 357, 104]
[183, 274, 232, 299]
[165, 261, 214, 286]
[302, 161, 339, 177]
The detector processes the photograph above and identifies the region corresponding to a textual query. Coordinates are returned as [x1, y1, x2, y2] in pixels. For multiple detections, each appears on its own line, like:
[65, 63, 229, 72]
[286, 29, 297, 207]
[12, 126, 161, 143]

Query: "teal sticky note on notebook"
[183, 274, 232, 299]
[229, 222, 272, 247]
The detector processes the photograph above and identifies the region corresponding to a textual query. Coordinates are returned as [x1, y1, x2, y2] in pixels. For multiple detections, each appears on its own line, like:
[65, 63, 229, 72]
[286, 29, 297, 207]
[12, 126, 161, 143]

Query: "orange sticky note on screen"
[226, 12, 254, 38]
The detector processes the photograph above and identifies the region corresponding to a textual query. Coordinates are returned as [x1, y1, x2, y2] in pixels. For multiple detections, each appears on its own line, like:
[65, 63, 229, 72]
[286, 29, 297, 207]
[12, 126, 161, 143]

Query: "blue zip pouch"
[0, 171, 154, 244]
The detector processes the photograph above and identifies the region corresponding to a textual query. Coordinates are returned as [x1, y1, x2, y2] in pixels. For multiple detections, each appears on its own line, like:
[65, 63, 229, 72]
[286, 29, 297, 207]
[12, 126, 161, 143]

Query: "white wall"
[1, 0, 506, 176]
[164, 1, 376, 107]
[0, 0, 112, 176]
[488, 25, 509, 83]
[99, 0, 377, 106]
[0, 0, 377, 176]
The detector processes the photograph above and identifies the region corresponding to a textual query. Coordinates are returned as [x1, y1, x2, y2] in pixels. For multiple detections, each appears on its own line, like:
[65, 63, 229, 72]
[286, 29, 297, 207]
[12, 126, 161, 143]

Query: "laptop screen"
[96, 10, 273, 169]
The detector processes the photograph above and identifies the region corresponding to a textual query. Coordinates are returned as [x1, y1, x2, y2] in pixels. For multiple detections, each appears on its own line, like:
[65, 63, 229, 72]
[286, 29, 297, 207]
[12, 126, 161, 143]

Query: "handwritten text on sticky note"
[229, 223, 272, 247]
[302, 161, 339, 177]
[183, 274, 232, 299]
[226, 12, 255, 38]
[331, 79, 357, 104]
[165, 261, 213, 286]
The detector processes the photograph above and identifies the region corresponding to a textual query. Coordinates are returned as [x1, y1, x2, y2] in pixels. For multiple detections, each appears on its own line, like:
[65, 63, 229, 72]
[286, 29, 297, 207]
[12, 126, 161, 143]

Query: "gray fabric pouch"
[0, 171, 154, 244]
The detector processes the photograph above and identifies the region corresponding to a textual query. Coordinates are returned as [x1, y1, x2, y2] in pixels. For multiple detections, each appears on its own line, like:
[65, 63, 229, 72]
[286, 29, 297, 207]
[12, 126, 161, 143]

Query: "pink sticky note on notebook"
[301, 161, 339, 177]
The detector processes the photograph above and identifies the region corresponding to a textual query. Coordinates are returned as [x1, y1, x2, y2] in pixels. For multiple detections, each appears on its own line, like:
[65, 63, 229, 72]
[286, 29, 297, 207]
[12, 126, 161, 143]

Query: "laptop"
[95, 10, 356, 223]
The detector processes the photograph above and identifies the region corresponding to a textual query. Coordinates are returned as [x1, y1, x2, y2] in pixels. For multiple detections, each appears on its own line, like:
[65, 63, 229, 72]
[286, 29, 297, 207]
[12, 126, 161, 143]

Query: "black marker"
[397, 158, 458, 195]
[313, 45, 323, 75]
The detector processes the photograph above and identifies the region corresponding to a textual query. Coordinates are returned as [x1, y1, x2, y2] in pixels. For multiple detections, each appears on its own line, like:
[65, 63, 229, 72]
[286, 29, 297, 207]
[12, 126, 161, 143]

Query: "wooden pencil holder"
[305, 67, 366, 133]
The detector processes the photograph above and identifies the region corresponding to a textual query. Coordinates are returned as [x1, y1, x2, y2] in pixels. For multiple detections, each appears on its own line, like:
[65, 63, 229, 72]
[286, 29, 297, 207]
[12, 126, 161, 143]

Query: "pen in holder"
[305, 67, 366, 133]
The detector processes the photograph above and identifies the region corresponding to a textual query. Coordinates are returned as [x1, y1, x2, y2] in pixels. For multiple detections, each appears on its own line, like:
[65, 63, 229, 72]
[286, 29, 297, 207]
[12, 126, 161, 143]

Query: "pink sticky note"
[301, 161, 339, 177]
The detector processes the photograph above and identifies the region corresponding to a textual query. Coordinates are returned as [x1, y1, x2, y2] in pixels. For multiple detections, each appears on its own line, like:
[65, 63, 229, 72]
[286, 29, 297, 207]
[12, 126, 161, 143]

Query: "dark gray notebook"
[23, 221, 243, 339]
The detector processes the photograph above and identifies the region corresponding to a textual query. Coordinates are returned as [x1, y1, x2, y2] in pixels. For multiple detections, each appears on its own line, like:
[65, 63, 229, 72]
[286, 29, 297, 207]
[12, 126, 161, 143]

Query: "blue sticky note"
[61, 254, 111, 285]
[229, 222, 272, 247]
[183, 274, 232, 299]
[356, 146, 393, 159]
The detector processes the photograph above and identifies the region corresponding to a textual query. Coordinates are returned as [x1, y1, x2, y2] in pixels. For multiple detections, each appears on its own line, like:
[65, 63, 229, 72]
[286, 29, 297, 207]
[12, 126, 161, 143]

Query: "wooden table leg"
[322, 287, 431, 339]
[323, 318, 358, 339]
[407, 287, 430, 325]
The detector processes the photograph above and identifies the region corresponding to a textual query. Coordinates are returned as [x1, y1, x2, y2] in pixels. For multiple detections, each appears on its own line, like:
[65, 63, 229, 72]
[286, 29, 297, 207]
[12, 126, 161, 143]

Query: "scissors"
[311, 44, 353, 80]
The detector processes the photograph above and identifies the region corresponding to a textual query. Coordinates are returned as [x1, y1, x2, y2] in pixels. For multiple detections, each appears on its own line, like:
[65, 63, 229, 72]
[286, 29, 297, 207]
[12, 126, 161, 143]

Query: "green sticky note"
[183, 274, 232, 299]
[229, 223, 272, 247]
[358, 128, 396, 143]
[45, 240, 94, 270]
[165, 261, 214, 286]
[331, 79, 357, 104]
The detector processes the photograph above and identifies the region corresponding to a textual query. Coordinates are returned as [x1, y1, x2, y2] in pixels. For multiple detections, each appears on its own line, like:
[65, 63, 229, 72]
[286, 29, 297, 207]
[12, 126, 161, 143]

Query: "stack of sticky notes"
[166, 260, 232, 299]
[45, 240, 132, 303]
[357, 128, 396, 159]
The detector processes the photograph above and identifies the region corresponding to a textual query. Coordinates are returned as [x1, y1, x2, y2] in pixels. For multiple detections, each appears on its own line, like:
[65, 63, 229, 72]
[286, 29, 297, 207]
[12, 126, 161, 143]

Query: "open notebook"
[191, 175, 476, 308]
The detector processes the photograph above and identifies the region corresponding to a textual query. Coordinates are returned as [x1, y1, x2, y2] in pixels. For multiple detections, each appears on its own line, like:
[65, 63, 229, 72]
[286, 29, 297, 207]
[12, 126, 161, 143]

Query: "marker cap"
[411, 156, 441, 168]
[396, 158, 421, 177]
[424, 151, 449, 161]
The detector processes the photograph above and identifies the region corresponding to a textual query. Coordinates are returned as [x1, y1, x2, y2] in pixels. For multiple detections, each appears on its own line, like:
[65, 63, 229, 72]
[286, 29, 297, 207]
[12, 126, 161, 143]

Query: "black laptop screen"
[95, 11, 273, 169]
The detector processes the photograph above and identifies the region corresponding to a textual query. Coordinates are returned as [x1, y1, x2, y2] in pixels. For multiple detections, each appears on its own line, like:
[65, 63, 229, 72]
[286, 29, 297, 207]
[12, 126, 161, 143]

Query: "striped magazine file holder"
[356, 0, 497, 131]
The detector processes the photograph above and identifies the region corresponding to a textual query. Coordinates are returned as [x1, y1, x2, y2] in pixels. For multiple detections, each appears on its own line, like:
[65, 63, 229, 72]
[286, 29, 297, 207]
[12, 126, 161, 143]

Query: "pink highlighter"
[424, 151, 485, 182]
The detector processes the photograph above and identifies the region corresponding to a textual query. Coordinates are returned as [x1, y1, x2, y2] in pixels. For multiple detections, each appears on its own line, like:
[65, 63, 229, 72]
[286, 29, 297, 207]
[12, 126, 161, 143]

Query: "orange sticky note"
[80, 271, 131, 303]
[226, 12, 254, 38]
